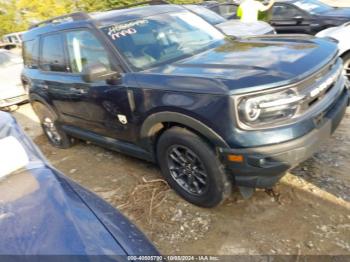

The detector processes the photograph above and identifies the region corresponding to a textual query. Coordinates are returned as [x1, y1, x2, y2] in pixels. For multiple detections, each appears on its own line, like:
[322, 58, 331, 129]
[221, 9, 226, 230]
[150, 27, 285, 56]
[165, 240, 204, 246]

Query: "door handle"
[69, 87, 87, 94]
[38, 84, 48, 90]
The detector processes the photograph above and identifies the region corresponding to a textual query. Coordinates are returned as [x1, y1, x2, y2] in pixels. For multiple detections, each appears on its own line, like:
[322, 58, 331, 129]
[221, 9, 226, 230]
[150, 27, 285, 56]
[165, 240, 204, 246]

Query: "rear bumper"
[219, 88, 349, 188]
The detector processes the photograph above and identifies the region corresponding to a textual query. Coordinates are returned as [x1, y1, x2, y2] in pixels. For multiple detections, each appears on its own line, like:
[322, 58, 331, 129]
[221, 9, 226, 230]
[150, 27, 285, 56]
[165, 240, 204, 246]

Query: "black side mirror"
[293, 15, 304, 23]
[82, 63, 120, 83]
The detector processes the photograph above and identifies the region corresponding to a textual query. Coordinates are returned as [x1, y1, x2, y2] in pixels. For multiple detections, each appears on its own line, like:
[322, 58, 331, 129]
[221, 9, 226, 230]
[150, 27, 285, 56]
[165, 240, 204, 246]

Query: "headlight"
[237, 88, 305, 128]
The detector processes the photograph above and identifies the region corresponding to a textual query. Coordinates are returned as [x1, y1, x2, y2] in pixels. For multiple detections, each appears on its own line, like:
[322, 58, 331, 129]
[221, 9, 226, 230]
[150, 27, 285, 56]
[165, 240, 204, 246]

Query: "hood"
[139, 35, 338, 95]
[0, 112, 158, 256]
[217, 20, 275, 37]
[321, 7, 350, 18]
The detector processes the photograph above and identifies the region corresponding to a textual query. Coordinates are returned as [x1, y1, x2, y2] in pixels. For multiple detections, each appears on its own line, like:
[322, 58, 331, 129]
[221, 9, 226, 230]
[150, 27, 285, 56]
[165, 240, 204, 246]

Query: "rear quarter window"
[23, 39, 39, 69]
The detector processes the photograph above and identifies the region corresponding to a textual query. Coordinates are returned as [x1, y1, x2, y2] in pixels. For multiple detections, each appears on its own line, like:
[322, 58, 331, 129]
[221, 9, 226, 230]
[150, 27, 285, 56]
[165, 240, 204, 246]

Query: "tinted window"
[272, 4, 302, 19]
[65, 30, 111, 73]
[23, 39, 39, 69]
[40, 34, 67, 72]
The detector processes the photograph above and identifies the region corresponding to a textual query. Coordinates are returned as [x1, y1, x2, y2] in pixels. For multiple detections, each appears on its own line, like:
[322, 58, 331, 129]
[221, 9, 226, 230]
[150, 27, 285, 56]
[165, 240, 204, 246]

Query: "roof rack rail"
[29, 12, 90, 29]
[108, 0, 169, 11]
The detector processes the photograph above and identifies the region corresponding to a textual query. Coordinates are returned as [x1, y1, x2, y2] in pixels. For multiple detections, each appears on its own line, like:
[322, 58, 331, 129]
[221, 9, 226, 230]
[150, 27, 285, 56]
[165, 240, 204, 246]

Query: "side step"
[62, 125, 154, 162]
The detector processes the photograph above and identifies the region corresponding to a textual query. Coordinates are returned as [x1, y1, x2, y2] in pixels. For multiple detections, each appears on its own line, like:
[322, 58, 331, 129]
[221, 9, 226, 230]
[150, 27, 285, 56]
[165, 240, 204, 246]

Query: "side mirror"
[293, 15, 304, 23]
[82, 63, 120, 83]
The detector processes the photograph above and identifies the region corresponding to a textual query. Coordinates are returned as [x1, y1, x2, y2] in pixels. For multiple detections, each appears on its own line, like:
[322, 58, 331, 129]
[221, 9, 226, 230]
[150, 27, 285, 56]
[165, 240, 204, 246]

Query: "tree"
[0, 0, 26, 36]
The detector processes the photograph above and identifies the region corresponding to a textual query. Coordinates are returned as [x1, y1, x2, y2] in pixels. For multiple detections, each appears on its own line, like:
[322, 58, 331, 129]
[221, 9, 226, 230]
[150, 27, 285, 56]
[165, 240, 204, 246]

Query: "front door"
[39, 29, 133, 142]
[63, 29, 134, 142]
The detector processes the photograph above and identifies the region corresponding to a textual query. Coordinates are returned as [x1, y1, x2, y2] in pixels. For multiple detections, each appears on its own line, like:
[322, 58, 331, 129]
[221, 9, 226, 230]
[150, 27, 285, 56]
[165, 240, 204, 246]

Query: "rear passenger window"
[65, 30, 111, 73]
[23, 39, 39, 69]
[40, 34, 67, 72]
[272, 5, 302, 19]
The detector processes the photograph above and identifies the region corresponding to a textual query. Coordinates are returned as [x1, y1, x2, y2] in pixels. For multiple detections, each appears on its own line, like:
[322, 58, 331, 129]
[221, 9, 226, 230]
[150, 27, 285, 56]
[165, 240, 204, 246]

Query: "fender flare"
[29, 93, 59, 118]
[140, 111, 229, 152]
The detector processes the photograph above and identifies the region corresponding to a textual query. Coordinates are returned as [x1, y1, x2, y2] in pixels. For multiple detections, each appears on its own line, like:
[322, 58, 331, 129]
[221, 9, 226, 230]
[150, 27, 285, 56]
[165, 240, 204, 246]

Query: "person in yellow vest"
[237, 0, 275, 23]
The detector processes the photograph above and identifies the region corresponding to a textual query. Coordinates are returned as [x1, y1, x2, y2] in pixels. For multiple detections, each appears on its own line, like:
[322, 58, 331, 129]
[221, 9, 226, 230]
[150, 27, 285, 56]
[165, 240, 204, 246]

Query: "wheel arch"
[29, 93, 59, 119]
[140, 111, 229, 155]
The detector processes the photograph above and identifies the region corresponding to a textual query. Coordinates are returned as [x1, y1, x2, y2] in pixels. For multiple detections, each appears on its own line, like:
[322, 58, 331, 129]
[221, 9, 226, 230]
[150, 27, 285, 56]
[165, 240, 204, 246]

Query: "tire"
[32, 102, 74, 149]
[341, 52, 350, 81]
[156, 127, 232, 208]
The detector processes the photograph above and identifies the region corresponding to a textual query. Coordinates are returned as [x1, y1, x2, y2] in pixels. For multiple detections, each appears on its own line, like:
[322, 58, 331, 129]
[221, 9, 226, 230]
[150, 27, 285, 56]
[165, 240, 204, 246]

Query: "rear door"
[270, 3, 312, 34]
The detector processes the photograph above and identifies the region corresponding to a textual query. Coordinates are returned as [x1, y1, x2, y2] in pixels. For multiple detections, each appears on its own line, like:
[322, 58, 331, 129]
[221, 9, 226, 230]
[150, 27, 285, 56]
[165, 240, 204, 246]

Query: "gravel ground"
[10, 103, 350, 255]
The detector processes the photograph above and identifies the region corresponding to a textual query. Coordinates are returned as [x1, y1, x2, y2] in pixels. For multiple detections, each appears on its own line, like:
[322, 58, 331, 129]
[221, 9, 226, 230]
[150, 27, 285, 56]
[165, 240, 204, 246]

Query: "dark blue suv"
[22, 4, 349, 207]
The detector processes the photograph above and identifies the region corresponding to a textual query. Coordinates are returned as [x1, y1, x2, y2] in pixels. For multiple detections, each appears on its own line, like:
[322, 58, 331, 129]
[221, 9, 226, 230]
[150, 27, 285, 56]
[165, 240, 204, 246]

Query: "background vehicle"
[0, 50, 27, 111]
[0, 111, 159, 256]
[271, 0, 350, 34]
[0, 31, 25, 50]
[201, 1, 239, 20]
[184, 4, 275, 36]
[23, 5, 349, 207]
[317, 22, 350, 80]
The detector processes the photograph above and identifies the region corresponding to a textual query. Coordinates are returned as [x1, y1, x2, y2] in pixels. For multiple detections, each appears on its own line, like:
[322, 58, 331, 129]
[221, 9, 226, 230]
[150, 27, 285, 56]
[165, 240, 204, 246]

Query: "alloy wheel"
[167, 145, 209, 196]
[42, 117, 62, 145]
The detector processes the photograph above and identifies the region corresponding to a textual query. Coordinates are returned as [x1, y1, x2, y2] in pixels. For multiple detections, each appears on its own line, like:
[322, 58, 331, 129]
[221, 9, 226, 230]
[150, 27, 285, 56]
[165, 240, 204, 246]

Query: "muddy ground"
[10, 103, 350, 256]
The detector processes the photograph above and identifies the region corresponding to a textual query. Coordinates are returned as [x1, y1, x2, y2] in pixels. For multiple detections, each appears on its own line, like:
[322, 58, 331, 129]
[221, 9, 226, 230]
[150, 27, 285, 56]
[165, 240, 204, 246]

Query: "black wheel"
[156, 127, 232, 208]
[32, 102, 74, 149]
[341, 52, 350, 80]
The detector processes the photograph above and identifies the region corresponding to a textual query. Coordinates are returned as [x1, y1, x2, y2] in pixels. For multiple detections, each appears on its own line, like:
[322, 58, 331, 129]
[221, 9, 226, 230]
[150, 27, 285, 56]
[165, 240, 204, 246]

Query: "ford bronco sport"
[22, 4, 349, 207]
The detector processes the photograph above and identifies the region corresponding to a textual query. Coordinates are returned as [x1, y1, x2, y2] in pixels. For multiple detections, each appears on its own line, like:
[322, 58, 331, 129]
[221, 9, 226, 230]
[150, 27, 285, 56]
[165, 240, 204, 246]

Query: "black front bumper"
[219, 88, 349, 188]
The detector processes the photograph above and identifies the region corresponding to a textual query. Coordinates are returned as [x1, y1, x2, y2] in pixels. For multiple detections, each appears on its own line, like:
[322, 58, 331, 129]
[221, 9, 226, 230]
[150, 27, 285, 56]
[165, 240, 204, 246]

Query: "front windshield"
[101, 11, 225, 70]
[184, 5, 227, 25]
[294, 0, 333, 14]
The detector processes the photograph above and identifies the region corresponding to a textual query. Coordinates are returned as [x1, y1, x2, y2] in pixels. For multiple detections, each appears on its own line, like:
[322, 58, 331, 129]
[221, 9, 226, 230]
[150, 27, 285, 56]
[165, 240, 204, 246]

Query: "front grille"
[294, 58, 344, 117]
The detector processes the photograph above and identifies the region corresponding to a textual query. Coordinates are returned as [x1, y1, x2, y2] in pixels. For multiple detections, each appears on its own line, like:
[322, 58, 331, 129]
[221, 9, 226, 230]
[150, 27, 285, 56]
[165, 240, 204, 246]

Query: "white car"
[0, 50, 27, 110]
[184, 4, 276, 37]
[316, 22, 350, 80]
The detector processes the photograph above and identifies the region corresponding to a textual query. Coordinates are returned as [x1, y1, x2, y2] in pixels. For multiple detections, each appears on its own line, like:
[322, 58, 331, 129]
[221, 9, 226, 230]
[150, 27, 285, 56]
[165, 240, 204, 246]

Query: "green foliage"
[0, 0, 201, 37]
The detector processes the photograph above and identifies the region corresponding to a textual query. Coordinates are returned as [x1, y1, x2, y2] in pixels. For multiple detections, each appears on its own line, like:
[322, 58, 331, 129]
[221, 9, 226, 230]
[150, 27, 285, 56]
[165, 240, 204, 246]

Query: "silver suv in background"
[0, 50, 27, 111]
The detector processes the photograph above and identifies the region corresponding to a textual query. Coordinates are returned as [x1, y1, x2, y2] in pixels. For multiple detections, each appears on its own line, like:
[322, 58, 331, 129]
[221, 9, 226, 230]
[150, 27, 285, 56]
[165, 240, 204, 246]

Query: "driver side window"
[272, 4, 302, 19]
[65, 30, 111, 73]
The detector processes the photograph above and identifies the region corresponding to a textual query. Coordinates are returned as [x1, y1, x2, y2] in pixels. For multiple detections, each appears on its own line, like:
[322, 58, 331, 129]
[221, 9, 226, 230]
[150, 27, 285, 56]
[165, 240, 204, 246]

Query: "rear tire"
[156, 127, 231, 208]
[32, 102, 74, 149]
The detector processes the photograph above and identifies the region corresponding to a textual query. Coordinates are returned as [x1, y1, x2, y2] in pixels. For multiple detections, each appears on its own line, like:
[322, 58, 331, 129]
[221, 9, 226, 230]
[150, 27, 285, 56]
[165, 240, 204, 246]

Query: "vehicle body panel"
[0, 112, 159, 256]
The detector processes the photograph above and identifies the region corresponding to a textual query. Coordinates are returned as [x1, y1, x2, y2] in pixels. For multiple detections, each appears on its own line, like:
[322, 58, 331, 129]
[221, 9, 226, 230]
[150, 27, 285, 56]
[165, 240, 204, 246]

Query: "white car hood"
[216, 20, 275, 37]
[316, 22, 350, 56]
[0, 63, 25, 99]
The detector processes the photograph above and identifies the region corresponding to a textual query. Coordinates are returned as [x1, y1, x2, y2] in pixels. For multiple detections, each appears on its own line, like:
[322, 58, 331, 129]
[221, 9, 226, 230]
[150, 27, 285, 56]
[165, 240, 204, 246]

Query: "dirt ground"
[10, 103, 350, 256]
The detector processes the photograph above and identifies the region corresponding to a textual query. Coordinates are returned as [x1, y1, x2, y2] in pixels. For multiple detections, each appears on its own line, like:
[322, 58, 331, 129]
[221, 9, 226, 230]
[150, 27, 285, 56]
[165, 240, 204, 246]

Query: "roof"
[23, 4, 185, 40]
[91, 4, 185, 26]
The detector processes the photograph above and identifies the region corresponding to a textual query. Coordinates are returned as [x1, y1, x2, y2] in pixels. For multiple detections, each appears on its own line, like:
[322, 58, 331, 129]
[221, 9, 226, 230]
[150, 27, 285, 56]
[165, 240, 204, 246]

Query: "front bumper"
[219, 87, 349, 188]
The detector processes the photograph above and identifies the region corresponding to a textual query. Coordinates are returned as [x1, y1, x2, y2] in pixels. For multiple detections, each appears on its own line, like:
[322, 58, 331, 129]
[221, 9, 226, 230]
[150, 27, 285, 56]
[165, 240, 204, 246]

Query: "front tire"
[156, 127, 231, 208]
[32, 102, 74, 149]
